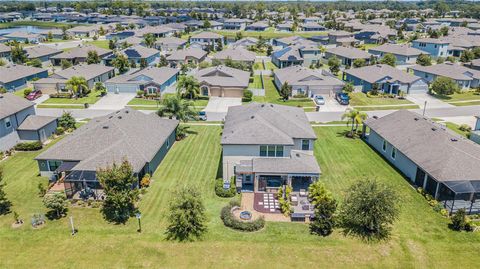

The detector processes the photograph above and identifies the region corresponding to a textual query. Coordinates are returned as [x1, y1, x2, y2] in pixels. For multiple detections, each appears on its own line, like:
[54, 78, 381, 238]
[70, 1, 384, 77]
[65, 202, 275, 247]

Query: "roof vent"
[296, 153, 300, 157]
[431, 127, 437, 131]
[102, 126, 109, 129]
[451, 138, 458, 142]
[125, 110, 129, 113]
[414, 117, 419, 121]
[108, 116, 113, 119]
[373, 115, 378, 119]
[118, 116, 122, 119]
[261, 104, 265, 107]
[270, 104, 274, 107]
[250, 115, 255, 119]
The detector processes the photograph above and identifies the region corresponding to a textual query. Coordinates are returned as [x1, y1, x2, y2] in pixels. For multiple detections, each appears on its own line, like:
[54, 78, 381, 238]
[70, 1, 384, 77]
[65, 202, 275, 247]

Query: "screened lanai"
[438, 180, 480, 214]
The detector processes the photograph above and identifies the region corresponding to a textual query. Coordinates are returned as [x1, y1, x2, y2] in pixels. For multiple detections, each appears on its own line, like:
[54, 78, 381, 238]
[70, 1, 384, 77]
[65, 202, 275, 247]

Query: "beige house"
[194, 65, 249, 98]
[166, 48, 207, 68]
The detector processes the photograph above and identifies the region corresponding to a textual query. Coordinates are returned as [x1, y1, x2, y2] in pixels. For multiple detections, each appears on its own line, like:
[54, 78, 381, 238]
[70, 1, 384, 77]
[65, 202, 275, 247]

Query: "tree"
[27, 58, 43, 68]
[430, 76, 459, 95]
[11, 43, 27, 64]
[266, 45, 273, 56]
[112, 54, 130, 74]
[61, 26, 68, 40]
[61, 59, 72, 70]
[43, 192, 68, 219]
[473, 47, 480, 59]
[143, 33, 156, 48]
[308, 181, 337, 236]
[380, 53, 396, 67]
[328, 56, 341, 75]
[235, 31, 243, 41]
[108, 39, 116, 50]
[338, 179, 399, 240]
[0, 169, 12, 215]
[94, 82, 106, 95]
[440, 26, 449, 36]
[66, 76, 88, 97]
[99, 26, 105, 36]
[158, 55, 168, 67]
[176, 75, 200, 99]
[203, 19, 211, 29]
[97, 160, 139, 224]
[140, 58, 148, 69]
[0, 58, 6, 67]
[342, 82, 355, 93]
[157, 94, 197, 122]
[58, 112, 76, 130]
[416, 54, 432, 66]
[460, 50, 474, 63]
[279, 82, 292, 101]
[86, 50, 100, 64]
[341, 108, 368, 137]
[352, 58, 366, 68]
[165, 186, 207, 241]
[450, 208, 471, 231]
[47, 31, 53, 41]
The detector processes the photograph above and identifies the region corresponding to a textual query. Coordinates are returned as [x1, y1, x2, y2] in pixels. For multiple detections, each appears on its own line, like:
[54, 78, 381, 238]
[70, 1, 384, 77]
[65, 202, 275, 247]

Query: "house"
[273, 65, 344, 97]
[272, 44, 321, 68]
[246, 21, 269, 31]
[221, 103, 321, 219]
[272, 36, 316, 48]
[411, 38, 450, 58]
[354, 27, 396, 44]
[189, 32, 224, 50]
[103, 45, 159, 67]
[194, 65, 249, 98]
[67, 25, 101, 37]
[0, 93, 57, 152]
[105, 66, 178, 94]
[369, 44, 426, 65]
[276, 22, 293, 32]
[344, 64, 428, 94]
[212, 47, 256, 65]
[154, 37, 187, 53]
[50, 45, 112, 66]
[0, 65, 48, 91]
[328, 31, 353, 45]
[35, 108, 178, 199]
[33, 64, 114, 94]
[4, 32, 44, 44]
[301, 23, 325, 32]
[0, 43, 11, 60]
[24, 45, 62, 63]
[223, 18, 250, 30]
[230, 37, 258, 49]
[362, 110, 480, 214]
[136, 25, 176, 38]
[166, 48, 207, 68]
[39, 28, 66, 40]
[325, 46, 372, 67]
[410, 62, 480, 90]
[470, 116, 480, 145]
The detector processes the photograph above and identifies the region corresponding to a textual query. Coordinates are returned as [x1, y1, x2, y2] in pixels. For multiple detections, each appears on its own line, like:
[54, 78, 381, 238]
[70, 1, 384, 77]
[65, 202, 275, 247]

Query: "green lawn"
[251, 76, 315, 108]
[349, 93, 414, 106]
[253, 62, 264, 70]
[0, 21, 83, 29]
[84, 40, 110, 50]
[264, 61, 278, 70]
[431, 91, 480, 105]
[12, 88, 31, 98]
[42, 91, 101, 105]
[1, 126, 480, 267]
[248, 75, 263, 89]
[451, 100, 480, 106]
[356, 105, 420, 111]
[445, 122, 471, 138]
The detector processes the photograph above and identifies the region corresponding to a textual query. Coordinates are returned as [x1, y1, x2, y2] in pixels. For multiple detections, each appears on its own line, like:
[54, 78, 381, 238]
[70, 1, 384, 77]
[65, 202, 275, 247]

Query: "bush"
[55, 127, 65, 135]
[215, 178, 236, 198]
[451, 208, 472, 231]
[140, 173, 151, 188]
[49, 92, 73, 99]
[136, 90, 144, 97]
[14, 141, 42, 151]
[23, 88, 32, 98]
[242, 89, 253, 102]
[459, 124, 472, 132]
[293, 93, 307, 98]
[220, 200, 265, 232]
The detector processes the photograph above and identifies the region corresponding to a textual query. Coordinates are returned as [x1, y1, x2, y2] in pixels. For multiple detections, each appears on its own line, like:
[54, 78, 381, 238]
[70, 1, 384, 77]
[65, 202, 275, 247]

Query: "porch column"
[287, 175, 292, 188]
[422, 173, 428, 189]
[434, 181, 440, 200]
[254, 175, 258, 192]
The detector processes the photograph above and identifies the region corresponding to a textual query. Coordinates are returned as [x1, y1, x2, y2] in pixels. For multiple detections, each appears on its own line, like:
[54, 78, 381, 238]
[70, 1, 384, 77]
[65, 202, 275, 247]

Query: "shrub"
[440, 209, 449, 217]
[55, 127, 65, 135]
[140, 173, 151, 188]
[215, 178, 236, 198]
[242, 89, 253, 102]
[220, 200, 265, 232]
[136, 90, 144, 97]
[23, 88, 32, 98]
[432, 203, 443, 212]
[293, 93, 307, 98]
[459, 124, 472, 132]
[49, 92, 73, 99]
[451, 208, 472, 231]
[14, 141, 42, 151]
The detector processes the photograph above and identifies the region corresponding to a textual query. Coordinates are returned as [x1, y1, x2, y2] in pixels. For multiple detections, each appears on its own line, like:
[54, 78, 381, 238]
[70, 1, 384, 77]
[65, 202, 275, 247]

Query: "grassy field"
[0, 21, 82, 29]
[251, 76, 315, 109]
[42, 91, 101, 105]
[253, 62, 264, 70]
[215, 29, 327, 39]
[355, 105, 420, 111]
[452, 100, 480, 106]
[431, 91, 480, 105]
[84, 40, 110, 50]
[248, 75, 263, 89]
[264, 61, 278, 70]
[349, 93, 414, 106]
[1, 126, 480, 268]
[36, 104, 85, 109]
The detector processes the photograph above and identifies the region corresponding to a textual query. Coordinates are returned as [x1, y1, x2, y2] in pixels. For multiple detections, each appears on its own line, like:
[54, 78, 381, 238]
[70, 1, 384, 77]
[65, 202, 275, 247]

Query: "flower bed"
[220, 200, 265, 232]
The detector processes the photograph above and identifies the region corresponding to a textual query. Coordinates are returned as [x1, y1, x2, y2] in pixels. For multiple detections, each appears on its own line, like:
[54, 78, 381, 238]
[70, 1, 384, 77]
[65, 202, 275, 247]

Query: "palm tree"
[176, 75, 200, 100]
[341, 108, 368, 137]
[157, 94, 197, 122]
[66, 76, 88, 98]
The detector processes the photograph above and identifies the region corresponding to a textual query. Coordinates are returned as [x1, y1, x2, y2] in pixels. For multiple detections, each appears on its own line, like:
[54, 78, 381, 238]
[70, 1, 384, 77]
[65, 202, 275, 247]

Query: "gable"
[131, 75, 153, 82]
[298, 75, 323, 82]
[203, 70, 232, 78]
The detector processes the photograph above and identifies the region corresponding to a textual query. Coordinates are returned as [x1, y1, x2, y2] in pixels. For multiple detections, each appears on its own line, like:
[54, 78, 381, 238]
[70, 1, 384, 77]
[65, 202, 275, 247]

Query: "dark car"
[198, 111, 207, 121]
[26, 90, 42, 101]
[336, 92, 350, 105]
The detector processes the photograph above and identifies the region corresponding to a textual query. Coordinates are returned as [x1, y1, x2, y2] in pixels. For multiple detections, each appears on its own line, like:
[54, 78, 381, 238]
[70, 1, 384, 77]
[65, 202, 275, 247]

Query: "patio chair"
[291, 195, 299, 206]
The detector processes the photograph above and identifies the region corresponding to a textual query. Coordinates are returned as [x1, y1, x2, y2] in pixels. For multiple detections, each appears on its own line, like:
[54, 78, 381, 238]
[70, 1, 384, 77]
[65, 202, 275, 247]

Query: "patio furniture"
[291, 195, 298, 206]
[299, 189, 307, 197]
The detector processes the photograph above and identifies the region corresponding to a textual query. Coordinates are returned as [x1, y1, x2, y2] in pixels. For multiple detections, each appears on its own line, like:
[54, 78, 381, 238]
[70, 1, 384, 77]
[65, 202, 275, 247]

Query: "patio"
[253, 192, 281, 213]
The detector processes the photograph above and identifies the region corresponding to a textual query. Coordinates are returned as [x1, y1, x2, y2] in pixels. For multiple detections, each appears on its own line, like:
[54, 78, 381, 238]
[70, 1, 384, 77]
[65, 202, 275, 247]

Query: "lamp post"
[136, 212, 142, 233]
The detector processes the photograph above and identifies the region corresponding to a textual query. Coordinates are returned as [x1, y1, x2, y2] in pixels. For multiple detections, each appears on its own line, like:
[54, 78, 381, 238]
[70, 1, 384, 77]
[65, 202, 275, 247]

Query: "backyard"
[1, 125, 480, 268]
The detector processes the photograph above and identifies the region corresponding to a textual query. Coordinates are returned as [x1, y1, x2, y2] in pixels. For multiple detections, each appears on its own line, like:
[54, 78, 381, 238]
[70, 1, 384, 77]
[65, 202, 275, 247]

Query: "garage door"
[408, 80, 428, 94]
[210, 88, 221, 97]
[224, 89, 243, 98]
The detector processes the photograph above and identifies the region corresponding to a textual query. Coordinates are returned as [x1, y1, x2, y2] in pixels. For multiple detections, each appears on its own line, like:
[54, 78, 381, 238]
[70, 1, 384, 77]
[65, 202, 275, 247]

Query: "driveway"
[89, 93, 136, 110]
[32, 94, 50, 105]
[204, 97, 242, 113]
[317, 96, 349, 112]
[406, 93, 454, 109]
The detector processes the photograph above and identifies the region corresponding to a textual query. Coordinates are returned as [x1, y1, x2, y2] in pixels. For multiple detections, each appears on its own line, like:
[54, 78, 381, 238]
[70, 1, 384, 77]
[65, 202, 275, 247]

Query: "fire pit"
[239, 211, 252, 220]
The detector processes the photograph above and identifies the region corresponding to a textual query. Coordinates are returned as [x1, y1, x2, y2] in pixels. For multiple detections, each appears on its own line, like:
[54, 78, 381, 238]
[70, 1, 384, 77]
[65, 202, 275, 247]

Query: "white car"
[314, 95, 325, 106]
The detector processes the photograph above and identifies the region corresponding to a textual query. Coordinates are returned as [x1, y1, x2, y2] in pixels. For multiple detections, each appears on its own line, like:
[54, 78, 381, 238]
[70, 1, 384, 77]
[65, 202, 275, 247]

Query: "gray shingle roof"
[274, 65, 344, 87]
[17, 115, 57, 131]
[24, 45, 61, 59]
[369, 43, 426, 56]
[410, 62, 480, 81]
[326, 46, 372, 59]
[105, 66, 178, 85]
[212, 47, 256, 62]
[191, 31, 223, 39]
[166, 48, 207, 61]
[0, 93, 34, 120]
[221, 103, 316, 145]
[50, 45, 112, 60]
[35, 108, 178, 172]
[0, 43, 9, 53]
[238, 150, 321, 174]
[155, 37, 187, 46]
[0, 64, 47, 84]
[365, 110, 480, 182]
[194, 65, 249, 88]
[345, 64, 422, 84]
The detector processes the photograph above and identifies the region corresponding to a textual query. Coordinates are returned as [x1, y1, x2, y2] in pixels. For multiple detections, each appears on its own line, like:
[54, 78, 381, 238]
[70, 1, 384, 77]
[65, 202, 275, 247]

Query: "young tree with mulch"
[0, 169, 12, 215]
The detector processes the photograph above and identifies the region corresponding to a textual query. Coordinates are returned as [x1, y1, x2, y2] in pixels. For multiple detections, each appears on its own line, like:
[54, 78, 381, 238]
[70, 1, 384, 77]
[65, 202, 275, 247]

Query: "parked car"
[336, 92, 350, 105]
[313, 95, 325, 106]
[26, 90, 42, 101]
[198, 111, 207, 121]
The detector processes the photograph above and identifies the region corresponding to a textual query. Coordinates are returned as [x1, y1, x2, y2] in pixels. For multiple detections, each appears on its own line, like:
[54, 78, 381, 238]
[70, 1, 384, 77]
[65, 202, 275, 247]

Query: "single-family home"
[154, 37, 187, 53]
[0, 64, 48, 91]
[246, 21, 269, 31]
[103, 45, 159, 67]
[4, 32, 44, 44]
[325, 46, 372, 67]
[39, 28, 67, 40]
[35, 108, 178, 199]
[222, 103, 321, 219]
[411, 38, 450, 58]
[272, 36, 316, 48]
[328, 31, 353, 45]
[276, 22, 293, 32]
[0, 93, 57, 152]
[166, 48, 207, 68]
[33, 64, 114, 94]
[50, 45, 113, 66]
[344, 64, 428, 94]
[272, 44, 321, 68]
[24, 45, 62, 63]
[194, 65, 249, 98]
[410, 62, 480, 90]
[273, 65, 344, 97]
[190, 31, 224, 50]
[230, 37, 258, 49]
[212, 47, 256, 65]
[369, 44, 426, 65]
[223, 18, 250, 30]
[362, 110, 480, 214]
[104, 66, 178, 94]
[301, 23, 325, 32]
[67, 25, 102, 37]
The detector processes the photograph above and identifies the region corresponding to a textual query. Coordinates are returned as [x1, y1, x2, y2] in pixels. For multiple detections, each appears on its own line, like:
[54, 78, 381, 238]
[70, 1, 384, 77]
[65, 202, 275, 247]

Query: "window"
[268, 145, 276, 157]
[260, 145, 267, 156]
[302, 140, 310, 150]
[166, 139, 170, 149]
[382, 140, 387, 152]
[146, 87, 157, 95]
[275, 146, 284, 157]
[48, 160, 62, 172]
[391, 147, 397, 160]
[260, 145, 283, 157]
[4, 117, 11, 129]
[201, 86, 209, 96]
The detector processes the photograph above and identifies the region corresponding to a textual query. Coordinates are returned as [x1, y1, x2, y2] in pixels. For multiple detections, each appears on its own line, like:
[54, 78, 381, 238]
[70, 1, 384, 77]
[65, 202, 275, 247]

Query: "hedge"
[14, 141, 43, 151]
[220, 200, 265, 232]
[215, 178, 236, 198]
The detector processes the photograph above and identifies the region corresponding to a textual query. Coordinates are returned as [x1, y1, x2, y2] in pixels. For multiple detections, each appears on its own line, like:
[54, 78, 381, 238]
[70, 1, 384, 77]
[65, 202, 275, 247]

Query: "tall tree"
[158, 55, 168, 67]
[279, 82, 292, 101]
[61, 59, 72, 70]
[0, 169, 12, 215]
[86, 50, 100, 64]
[112, 54, 130, 74]
[143, 33, 156, 48]
[157, 94, 197, 122]
[380, 53, 396, 67]
[11, 43, 27, 64]
[308, 181, 337, 236]
[66, 76, 88, 97]
[341, 108, 368, 137]
[176, 75, 200, 99]
[328, 55, 341, 75]
[416, 54, 432, 66]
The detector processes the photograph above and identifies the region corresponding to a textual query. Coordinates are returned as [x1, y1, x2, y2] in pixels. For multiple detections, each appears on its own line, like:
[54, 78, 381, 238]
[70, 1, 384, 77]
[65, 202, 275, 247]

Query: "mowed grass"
[349, 92, 414, 106]
[251, 76, 315, 109]
[248, 75, 263, 89]
[432, 90, 480, 104]
[42, 91, 102, 105]
[84, 40, 110, 50]
[0, 21, 83, 29]
[1, 126, 480, 267]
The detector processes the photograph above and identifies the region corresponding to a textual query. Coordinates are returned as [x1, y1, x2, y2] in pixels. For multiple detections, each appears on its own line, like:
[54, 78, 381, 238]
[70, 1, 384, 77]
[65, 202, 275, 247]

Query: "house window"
[260, 145, 267, 156]
[268, 145, 276, 157]
[260, 145, 283, 157]
[391, 147, 397, 160]
[275, 146, 284, 157]
[302, 140, 310, 150]
[166, 139, 170, 149]
[47, 160, 62, 172]
[4, 117, 11, 129]
[382, 140, 387, 152]
[201, 86, 209, 96]
[146, 87, 157, 95]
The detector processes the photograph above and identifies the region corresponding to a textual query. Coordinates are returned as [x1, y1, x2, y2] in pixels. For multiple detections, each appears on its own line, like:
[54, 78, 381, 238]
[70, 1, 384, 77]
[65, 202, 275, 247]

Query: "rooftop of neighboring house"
[410, 62, 480, 81]
[221, 102, 316, 145]
[412, 38, 450, 45]
[17, 115, 57, 131]
[190, 31, 223, 39]
[155, 36, 187, 46]
[274, 36, 316, 46]
[274, 65, 344, 87]
[369, 43, 426, 56]
[231, 37, 258, 48]
[365, 109, 480, 183]
[328, 30, 353, 37]
[24, 45, 62, 59]
[35, 108, 179, 173]
[0, 64, 47, 84]
[135, 25, 175, 37]
[105, 66, 178, 85]
[166, 48, 207, 61]
[107, 45, 158, 59]
[248, 21, 269, 28]
[345, 64, 423, 84]
[4, 31, 41, 39]
[326, 46, 372, 59]
[272, 44, 319, 61]
[212, 47, 256, 62]
[35, 64, 114, 84]
[50, 45, 112, 60]
[194, 65, 250, 88]
[0, 43, 9, 53]
[67, 25, 102, 33]
[0, 93, 34, 120]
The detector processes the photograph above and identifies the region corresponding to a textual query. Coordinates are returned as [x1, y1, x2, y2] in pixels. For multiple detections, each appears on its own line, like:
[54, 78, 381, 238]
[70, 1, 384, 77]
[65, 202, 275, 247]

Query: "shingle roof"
[48, 64, 114, 81]
[274, 65, 344, 87]
[345, 64, 422, 84]
[410, 62, 480, 81]
[212, 47, 256, 62]
[194, 65, 249, 88]
[326, 46, 371, 59]
[413, 38, 450, 45]
[17, 115, 57, 131]
[0, 43, 9, 53]
[191, 31, 223, 39]
[369, 43, 426, 56]
[50, 45, 112, 60]
[105, 66, 178, 85]
[221, 103, 316, 145]
[0, 93, 34, 120]
[155, 37, 187, 46]
[35, 108, 178, 172]
[365, 110, 480, 182]
[239, 150, 321, 174]
[0, 64, 47, 84]
[166, 48, 207, 61]
[24, 45, 61, 59]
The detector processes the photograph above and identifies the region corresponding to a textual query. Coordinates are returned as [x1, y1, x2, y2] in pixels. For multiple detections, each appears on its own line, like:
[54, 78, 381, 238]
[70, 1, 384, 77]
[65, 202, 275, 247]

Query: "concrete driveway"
[316, 96, 349, 112]
[406, 93, 454, 109]
[204, 97, 242, 113]
[89, 93, 136, 110]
